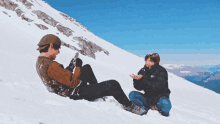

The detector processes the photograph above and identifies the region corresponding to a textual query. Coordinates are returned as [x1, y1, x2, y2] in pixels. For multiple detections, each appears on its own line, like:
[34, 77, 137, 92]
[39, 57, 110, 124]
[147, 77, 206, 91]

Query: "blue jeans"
[129, 91, 172, 116]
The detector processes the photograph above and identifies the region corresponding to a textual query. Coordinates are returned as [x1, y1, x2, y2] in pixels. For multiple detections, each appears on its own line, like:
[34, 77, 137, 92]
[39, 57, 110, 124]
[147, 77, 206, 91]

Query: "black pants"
[74, 64, 132, 106]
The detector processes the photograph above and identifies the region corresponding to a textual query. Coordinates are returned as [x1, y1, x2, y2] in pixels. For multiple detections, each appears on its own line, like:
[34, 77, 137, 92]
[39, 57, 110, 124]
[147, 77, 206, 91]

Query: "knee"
[109, 80, 120, 86]
[163, 99, 171, 108]
[106, 80, 121, 90]
[129, 91, 138, 100]
[158, 97, 172, 109]
[83, 64, 91, 69]
[82, 64, 93, 75]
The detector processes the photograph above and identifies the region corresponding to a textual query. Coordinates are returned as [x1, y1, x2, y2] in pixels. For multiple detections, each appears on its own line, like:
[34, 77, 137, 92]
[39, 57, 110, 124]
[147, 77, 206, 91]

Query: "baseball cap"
[37, 34, 61, 50]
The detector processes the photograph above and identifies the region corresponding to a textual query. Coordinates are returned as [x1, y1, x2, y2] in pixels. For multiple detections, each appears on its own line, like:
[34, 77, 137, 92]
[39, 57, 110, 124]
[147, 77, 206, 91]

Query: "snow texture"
[0, 0, 220, 124]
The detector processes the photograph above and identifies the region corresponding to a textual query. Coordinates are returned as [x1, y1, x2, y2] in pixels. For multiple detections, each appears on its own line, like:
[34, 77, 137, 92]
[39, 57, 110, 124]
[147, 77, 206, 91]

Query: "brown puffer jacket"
[36, 56, 81, 97]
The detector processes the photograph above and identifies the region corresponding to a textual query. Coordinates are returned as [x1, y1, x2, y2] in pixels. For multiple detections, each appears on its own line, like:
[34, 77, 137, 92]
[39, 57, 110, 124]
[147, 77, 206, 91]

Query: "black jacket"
[133, 63, 171, 108]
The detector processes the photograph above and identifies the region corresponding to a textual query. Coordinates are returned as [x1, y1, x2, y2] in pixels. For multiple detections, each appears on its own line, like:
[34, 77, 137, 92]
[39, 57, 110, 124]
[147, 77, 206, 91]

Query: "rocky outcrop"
[56, 24, 74, 37]
[2, 11, 10, 17]
[17, 0, 33, 9]
[32, 10, 58, 27]
[60, 12, 91, 32]
[15, 8, 24, 17]
[60, 13, 77, 23]
[32, 10, 74, 37]
[21, 14, 33, 22]
[0, 0, 33, 22]
[61, 37, 109, 59]
[35, 23, 48, 30]
[0, 0, 18, 11]
[61, 41, 80, 52]
[0, 0, 108, 59]
[73, 37, 109, 59]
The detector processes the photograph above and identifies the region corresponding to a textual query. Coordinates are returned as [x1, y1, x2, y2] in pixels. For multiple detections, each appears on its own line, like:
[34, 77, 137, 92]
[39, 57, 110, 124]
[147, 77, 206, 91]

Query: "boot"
[123, 102, 148, 116]
[69, 87, 83, 100]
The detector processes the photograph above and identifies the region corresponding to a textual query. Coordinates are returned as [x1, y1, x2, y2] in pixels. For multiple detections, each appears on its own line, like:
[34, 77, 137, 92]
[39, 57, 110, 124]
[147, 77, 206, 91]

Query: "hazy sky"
[45, 0, 220, 66]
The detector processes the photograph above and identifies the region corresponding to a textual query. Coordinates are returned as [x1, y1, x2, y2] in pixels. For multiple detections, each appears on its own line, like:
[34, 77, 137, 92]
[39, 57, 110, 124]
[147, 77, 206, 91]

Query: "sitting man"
[129, 53, 172, 116]
[36, 34, 145, 115]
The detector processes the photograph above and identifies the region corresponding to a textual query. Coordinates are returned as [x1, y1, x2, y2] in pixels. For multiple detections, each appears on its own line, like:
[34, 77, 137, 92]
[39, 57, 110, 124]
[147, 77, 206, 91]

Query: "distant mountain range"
[163, 64, 220, 94]
[199, 65, 220, 72]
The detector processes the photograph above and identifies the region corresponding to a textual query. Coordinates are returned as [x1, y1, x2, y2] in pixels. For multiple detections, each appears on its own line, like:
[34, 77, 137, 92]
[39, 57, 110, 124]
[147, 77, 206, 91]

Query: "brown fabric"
[36, 56, 58, 91]
[47, 62, 81, 88]
[37, 34, 61, 50]
[36, 56, 81, 97]
[151, 105, 158, 110]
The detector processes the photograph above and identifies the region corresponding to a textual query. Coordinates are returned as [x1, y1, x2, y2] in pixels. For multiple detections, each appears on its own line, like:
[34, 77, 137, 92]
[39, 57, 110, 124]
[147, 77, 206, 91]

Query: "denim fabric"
[129, 91, 172, 115]
[129, 91, 148, 110]
[156, 96, 172, 116]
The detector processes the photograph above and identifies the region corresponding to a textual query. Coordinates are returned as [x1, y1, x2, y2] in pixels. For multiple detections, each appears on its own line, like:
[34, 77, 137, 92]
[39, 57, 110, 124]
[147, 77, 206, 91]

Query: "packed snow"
[0, 0, 220, 124]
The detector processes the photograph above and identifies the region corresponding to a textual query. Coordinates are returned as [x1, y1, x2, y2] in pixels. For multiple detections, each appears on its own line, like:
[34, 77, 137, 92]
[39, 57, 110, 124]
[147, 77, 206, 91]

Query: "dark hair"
[39, 45, 50, 53]
[145, 53, 160, 64]
[39, 44, 61, 53]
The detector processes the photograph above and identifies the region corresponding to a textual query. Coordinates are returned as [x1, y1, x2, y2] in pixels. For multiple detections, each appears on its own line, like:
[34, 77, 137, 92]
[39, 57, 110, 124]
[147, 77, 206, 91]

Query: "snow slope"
[0, 0, 220, 124]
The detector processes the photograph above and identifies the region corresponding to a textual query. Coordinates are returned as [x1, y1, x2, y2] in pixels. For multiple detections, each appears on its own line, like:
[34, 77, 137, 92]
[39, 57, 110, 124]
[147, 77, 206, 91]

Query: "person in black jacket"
[129, 53, 172, 116]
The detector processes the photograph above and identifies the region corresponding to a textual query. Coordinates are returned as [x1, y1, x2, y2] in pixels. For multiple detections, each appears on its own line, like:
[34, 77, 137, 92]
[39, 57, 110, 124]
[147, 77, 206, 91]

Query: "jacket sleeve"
[153, 70, 168, 92]
[133, 68, 145, 90]
[47, 62, 81, 88]
[133, 79, 144, 90]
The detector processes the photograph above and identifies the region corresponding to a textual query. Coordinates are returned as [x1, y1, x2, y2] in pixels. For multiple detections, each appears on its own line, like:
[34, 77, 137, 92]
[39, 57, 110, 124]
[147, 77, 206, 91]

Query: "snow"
[0, 0, 220, 124]
[180, 71, 191, 74]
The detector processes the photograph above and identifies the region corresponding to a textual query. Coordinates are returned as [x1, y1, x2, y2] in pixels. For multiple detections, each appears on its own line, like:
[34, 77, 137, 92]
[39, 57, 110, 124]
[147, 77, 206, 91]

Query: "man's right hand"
[75, 58, 82, 67]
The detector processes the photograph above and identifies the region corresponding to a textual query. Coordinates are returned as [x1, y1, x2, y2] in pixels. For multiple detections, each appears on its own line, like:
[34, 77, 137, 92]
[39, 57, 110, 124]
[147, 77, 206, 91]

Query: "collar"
[144, 63, 159, 71]
[38, 56, 54, 61]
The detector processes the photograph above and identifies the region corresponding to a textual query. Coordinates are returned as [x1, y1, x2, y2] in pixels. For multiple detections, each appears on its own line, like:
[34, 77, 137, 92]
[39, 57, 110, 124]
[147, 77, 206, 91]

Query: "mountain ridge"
[163, 64, 220, 94]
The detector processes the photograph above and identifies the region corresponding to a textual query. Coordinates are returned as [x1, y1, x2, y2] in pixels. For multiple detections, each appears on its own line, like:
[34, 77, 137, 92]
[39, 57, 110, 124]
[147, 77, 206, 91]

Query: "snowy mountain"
[199, 64, 220, 72]
[1, 0, 220, 124]
[203, 71, 220, 93]
[163, 64, 211, 77]
[163, 64, 220, 94]
[162, 64, 185, 70]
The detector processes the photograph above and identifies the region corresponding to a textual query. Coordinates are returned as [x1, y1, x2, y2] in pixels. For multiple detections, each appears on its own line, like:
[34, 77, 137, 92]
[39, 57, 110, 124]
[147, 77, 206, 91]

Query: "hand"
[130, 74, 136, 79]
[130, 74, 143, 80]
[136, 74, 143, 80]
[71, 52, 79, 64]
[75, 58, 82, 67]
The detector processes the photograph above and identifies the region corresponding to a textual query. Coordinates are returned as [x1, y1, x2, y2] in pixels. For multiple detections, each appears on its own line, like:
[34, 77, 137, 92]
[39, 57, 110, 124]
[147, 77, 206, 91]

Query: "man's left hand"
[130, 74, 143, 80]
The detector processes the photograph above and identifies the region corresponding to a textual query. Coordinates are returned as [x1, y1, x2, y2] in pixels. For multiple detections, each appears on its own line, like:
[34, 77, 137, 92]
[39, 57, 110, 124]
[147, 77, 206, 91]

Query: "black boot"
[69, 88, 83, 100]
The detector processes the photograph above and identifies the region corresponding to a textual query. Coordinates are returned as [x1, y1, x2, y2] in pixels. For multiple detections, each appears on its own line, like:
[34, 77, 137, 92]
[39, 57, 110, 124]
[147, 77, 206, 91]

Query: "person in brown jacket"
[36, 34, 148, 115]
[36, 34, 82, 97]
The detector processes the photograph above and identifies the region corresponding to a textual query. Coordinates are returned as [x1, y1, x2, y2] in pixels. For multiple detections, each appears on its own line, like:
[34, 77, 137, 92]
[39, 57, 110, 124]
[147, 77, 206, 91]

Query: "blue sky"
[45, 0, 220, 66]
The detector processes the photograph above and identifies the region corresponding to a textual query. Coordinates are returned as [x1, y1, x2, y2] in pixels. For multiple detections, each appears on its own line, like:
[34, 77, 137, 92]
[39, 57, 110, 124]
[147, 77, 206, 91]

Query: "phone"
[75, 52, 79, 58]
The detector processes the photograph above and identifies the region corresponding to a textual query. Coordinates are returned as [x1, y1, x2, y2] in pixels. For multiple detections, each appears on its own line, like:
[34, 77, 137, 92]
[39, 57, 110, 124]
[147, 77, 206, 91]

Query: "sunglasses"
[146, 53, 158, 57]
